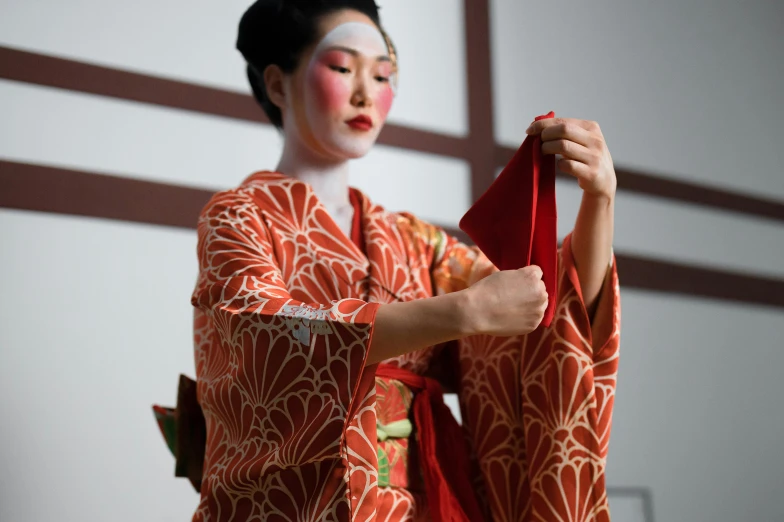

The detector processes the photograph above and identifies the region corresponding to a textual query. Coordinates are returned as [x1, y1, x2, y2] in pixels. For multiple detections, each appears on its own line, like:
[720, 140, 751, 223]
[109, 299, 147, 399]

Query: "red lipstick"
[346, 114, 373, 131]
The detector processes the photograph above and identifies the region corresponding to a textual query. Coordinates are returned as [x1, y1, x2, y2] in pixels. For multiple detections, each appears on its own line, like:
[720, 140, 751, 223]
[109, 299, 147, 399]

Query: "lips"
[346, 114, 373, 131]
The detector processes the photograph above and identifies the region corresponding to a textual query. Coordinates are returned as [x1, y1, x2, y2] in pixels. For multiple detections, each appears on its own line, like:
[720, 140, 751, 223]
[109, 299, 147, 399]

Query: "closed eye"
[375, 76, 389, 83]
[329, 65, 351, 74]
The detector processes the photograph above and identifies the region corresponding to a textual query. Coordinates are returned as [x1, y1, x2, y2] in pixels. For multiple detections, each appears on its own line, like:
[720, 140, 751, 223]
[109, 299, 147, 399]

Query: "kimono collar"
[244, 172, 411, 302]
[347, 186, 414, 303]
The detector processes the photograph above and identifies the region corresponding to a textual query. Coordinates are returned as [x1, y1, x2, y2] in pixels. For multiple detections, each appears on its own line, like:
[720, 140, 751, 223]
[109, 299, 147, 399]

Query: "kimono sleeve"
[453, 232, 621, 522]
[191, 190, 380, 477]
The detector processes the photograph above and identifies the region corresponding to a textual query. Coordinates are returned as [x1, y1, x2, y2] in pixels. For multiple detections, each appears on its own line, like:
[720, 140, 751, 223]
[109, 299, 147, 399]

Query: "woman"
[189, 0, 621, 520]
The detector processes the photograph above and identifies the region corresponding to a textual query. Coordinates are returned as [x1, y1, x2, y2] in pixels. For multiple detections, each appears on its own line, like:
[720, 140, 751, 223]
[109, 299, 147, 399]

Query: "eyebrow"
[324, 45, 391, 62]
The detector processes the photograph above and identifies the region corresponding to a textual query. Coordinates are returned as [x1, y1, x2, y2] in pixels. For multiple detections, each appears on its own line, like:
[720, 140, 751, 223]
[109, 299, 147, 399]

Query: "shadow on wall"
[608, 487, 655, 522]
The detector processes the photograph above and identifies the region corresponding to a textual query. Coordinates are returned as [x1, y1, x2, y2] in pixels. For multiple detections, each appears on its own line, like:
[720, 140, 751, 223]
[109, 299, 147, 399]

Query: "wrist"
[582, 190, 615, 207]
[453, 288, 482, 337]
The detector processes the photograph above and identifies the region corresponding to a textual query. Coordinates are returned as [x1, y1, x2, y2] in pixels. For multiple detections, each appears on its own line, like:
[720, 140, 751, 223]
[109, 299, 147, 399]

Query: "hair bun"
[236, 0, 383, 127]
[236, 0, 281, 73]
[237, 0, 381, 68]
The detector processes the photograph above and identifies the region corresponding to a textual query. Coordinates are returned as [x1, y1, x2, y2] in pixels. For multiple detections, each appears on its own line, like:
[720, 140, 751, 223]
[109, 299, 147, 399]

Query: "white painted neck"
[276, 133, 355, 235]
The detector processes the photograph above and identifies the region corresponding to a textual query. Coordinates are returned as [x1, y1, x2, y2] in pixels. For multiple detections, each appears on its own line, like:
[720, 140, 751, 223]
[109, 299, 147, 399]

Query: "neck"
[276, 133, 351, 211]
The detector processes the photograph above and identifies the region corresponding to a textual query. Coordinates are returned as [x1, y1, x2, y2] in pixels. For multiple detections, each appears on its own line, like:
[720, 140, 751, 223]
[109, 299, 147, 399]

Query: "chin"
[342, 147, 373, 160]
[326, 136, 378, 160]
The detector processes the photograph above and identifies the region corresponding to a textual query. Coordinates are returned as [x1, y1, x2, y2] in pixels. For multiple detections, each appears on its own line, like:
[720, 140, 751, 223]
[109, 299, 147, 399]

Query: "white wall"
[606, 291, 784, 522]
[0, 210, 200, 522]
[1, 0, 783, 520]
[491, 0, 784, 201]
[491, 1, 784, 521]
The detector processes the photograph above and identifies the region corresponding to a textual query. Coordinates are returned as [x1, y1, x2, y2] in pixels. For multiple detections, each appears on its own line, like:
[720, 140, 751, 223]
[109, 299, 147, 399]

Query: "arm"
[192, 191, 393, 518]
[367, 213, 552, 365]
[194, 190, 548, 417]
[526, 117, 617, 316]
[192, 191, 381, 461]
[369, 291, 468, 364]
[572, 192, 615, 317]
[370, 261, 550, 364]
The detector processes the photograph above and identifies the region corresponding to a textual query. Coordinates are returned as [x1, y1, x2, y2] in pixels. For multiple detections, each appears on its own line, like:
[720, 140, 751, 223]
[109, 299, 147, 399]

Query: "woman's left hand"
[526, 117, 617, 200]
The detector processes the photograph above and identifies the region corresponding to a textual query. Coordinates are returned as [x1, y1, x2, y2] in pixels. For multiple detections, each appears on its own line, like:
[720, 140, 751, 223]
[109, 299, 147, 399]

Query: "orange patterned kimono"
[190, 171, 621, 521]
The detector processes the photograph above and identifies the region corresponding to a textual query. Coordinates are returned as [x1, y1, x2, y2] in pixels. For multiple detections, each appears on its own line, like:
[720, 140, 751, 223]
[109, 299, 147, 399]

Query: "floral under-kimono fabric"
[189, 171, 621, 521]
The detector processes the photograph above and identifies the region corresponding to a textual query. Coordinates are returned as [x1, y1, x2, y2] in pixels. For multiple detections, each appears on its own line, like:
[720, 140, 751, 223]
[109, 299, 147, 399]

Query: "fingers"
[527, 118, 614, 197]
[557, 157, 593, 180]
[545, 125, 597, 153]
[541, 139, 594, 164]
[521, 265, 543, 280]
[523, 266, 548, 299]
[538, 279, 548, 303]
[521, 266, 549, 304]
[526, 119, 605, 166]
[526, 117, 601, 138]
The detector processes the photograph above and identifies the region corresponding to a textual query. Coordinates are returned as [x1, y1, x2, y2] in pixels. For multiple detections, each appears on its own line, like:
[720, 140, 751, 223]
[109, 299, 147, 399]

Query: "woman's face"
[286, 10, 395, 160]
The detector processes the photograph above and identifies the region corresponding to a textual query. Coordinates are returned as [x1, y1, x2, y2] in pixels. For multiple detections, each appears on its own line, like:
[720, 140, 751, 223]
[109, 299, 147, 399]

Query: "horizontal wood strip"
[2, 45, 782, 221]
[0, 160, 213, 229]
[443, 224, 784, 308]
[2, 159, 782, 309]
[494, 145, 784, 223]
[0, 46, 467, 160]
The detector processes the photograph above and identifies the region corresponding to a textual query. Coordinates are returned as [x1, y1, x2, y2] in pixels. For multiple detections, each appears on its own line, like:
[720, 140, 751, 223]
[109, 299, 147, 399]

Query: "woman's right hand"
[460, 265, 549, 337]
[369, 266, 549, 364]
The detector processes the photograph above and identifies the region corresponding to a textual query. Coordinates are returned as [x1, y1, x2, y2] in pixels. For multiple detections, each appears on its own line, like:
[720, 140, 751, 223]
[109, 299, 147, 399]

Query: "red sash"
[375, 364, 485, 522]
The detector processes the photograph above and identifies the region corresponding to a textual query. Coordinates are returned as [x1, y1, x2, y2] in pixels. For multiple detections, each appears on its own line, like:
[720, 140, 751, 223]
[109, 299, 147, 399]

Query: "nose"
[350, 72, 373, 108]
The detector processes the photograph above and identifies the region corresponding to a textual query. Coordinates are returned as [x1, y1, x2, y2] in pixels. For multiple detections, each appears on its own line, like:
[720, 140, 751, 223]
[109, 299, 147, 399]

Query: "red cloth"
[458, 111, 558, 327]
[375, 364, 485, 522]
[349, 187, 367, 253]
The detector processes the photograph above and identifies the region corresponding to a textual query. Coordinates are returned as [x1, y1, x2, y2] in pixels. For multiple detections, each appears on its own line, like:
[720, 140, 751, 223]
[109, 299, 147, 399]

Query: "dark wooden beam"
[3, 159, 782, 309]
[2, 44, 782, 222]
[0, 45, 468, 160]
[463, 0, 497, 203]
[495, 145, 784, 223]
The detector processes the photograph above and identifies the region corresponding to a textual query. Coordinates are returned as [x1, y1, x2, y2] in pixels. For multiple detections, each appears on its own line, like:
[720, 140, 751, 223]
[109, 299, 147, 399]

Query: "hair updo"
[236, 0, 390, 128]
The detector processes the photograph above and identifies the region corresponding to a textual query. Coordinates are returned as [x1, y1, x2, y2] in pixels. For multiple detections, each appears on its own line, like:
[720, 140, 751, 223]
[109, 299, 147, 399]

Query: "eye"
[329, 65, 351, 74]
[375, 76, 389, 83]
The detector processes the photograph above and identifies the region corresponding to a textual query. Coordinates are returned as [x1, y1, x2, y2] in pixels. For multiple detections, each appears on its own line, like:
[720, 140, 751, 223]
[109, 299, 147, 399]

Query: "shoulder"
[393, 211, 449, 253]
[353, 187, 445, 245]
[198, 171, 309, 221]
[386, 210, 451, 267]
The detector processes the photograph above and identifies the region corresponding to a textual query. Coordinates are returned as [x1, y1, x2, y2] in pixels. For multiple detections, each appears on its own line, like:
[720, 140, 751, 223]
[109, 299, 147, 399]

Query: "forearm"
[571, 192, 615, 316]
[367, 291, 472, 365]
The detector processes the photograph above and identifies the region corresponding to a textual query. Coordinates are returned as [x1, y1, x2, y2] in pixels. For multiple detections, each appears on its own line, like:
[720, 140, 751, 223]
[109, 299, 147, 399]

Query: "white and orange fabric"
[189, 171, 621, 521]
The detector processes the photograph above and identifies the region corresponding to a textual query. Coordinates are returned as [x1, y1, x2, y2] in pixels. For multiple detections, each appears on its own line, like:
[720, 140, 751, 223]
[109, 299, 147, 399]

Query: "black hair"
[236, 0, 384, 128]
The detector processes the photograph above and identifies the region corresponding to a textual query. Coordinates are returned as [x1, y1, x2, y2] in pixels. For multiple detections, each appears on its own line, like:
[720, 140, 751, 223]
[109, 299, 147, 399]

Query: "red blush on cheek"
[375, 86, 394, 120]
[307, 63, 351, 113]
[373, 61, 394, 120]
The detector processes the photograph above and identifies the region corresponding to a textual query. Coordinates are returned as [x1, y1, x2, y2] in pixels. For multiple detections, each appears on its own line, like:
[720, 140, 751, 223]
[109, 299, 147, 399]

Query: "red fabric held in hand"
[459, 111, 558, 327]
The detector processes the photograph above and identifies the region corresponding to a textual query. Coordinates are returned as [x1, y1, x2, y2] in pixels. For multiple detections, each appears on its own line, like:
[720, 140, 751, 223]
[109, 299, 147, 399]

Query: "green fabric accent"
[153, 408, 177, 457]
[433, 228, 447, 264]
[377, 446, 390, 487]
[376, 419, 412, 442]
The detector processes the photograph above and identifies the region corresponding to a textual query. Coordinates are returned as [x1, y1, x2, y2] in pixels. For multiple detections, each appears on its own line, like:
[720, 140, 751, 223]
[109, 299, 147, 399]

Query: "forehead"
[314, 21, 388, 56]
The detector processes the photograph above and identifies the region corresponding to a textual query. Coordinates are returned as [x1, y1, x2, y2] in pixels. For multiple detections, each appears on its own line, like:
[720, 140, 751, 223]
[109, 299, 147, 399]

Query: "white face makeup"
[315, 21, 389, 63]
[295, 21, 397, 160]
